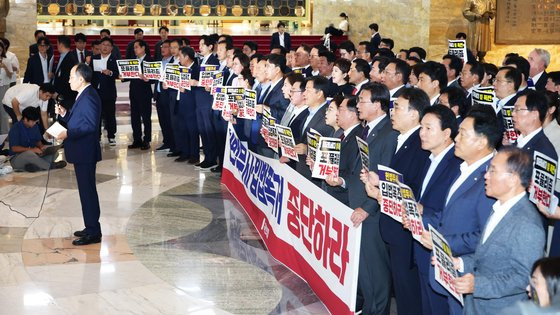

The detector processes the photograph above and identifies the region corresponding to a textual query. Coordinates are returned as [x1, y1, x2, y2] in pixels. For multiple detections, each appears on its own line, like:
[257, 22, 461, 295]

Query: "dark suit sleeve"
[285, 33, 292, 51]
[23, 57, 32, 83]
[66, 94, 99, 140]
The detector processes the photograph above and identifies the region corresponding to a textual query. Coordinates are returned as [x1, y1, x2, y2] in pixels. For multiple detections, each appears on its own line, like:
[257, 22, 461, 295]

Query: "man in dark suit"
[459, 61, 484, 111]
[154, 26, 169, 61]
[418, 61, 447, 106]
[442, 55, 464, 92]
[369, 23, 381, 52]
[349, 59, 371, 96]
[91, 37, 119, 145]
[294, 44, 313, 78]
[353, 83, 397, 315]
[153, 39, 176, 153]
[270, 22, 291, 51]
[73, 33, 93, 65]
[99, 29, 122, 59]
[382, 58, 410, 99]
[193, 35, 220, 170]
[494, 66, 522, 135]
[422, 106, 500, 315]
[528, 48, 550, 91]
[294, 76, 334, 185]
[126, 40, 154, 150]
[412, 105, 462, 315]
[23, 37, 52, 85]
[454, 147, 545, 315]
[29, 30, 53, 58]
[126, 28, 150, 59]
[512, 89, 558, 160]
[325, 96, 363, 205]
[380, 87, 430, 315]
[504, 56, 531, 92]
[55, 64, 102, 246]
[52, 35, 78, 109]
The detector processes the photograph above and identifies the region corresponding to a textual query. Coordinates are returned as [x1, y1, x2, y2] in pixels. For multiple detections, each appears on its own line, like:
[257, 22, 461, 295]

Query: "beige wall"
[5, 0, 37, 81]
[312, 0, 431, 55]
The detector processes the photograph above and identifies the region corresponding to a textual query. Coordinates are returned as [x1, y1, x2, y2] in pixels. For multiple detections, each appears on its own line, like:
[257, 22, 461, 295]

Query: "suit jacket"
[127, 55, 155, 98]
[111, 45, 122, 60]
[288, 108, 309, 143]
[498, 94, 519, 135]
[348, 116, 398, 219]
[72, 49, 93, 64]
[333, 82, 355, 97]
[303, 65, 313, 78]
[370, 33, 381, 51]
[126, 40, 151, 59]
[534, 71, 548, 91]
[23, 53, 52, 85]
[91, 54, 119, 101]
[519, 129, 558, 161]
[154, 40, 164, 61]
[53, 52, 79, 108]
[295, 103, 334, 185]
[462, 196, 545, 315]
[263, 78, 290, 120]
[391, 85, 406, 99]
[60, 85, 102, 164]
[430, 157, 495, 295]
[380, 129, 430, 248]
[414, 146, 463, 274]
[270, 32, 292, 51]
[325, 124, 364, 205]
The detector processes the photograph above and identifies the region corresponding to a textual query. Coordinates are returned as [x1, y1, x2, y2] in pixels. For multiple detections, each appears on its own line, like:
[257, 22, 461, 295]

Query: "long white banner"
[222, 123, 361, 314]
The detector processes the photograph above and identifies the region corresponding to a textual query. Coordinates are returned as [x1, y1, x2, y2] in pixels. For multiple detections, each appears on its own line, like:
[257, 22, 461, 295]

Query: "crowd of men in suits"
[3, 21, 560, 313]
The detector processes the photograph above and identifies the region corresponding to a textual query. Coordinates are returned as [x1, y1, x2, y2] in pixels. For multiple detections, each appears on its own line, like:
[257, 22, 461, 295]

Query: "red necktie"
[339, 133, 345, 141]
[352, 87, 358, 95]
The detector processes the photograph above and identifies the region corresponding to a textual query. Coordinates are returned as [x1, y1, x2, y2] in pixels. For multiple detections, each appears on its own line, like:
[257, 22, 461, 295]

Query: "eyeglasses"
[513, 107, 531, 113]
[290, 89, 303, 93]
[485, 165, 512, 175]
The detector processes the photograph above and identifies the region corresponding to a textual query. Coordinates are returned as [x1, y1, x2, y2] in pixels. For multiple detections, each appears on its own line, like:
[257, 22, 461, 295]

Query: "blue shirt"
[8, 121, 41, 155]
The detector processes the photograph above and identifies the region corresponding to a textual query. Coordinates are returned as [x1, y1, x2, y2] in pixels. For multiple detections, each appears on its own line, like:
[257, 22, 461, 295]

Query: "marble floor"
[0, 83, 328, 314]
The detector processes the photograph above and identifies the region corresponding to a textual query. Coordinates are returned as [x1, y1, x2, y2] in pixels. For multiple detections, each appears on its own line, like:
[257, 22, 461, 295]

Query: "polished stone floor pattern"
[0, 84, 328, 314]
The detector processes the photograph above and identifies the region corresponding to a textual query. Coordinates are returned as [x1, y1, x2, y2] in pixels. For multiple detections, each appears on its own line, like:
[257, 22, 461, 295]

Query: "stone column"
[5, 0, 37, 80]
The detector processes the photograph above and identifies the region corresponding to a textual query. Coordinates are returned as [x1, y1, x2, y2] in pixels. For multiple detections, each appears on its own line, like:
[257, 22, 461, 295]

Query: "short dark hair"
[544, 91, 560, 120]
[243, 41, 258, 52]
[443, 54, 463, 78]
[441, 86, 468, 117]
[498, 146, 533, 189]
[549, 71, 560, 86]
[518, 89, 548, 123]
[34, 30, 46, 38]
[531, 257, 560, 305]
[99, 29, 111, 36]
[250, 53, 264, 62]
[219, 34, 234, 47]
[181, 38, 191, 47]
[353, 59, 371, 80]
[298, 43, 312, 54]
[22, 107, 40, 121]
[169, 38, 181, 46]
[267, 53, 287, 74]
[482, 62, 499, 85]
[91, 39, 101, 47]
[75, 63, 93, 83]
[285, 72, 306, 88]
[74, 33, 87, 43]
[455, 32, 467, 39]
[420, 61, 448, 91]
[307, 76, 330, 99]
[270, 44, 286, 55]
[380, 38, 394, 50]
[277, 22, 286, 28]
[39, 83, 56, 94]
[390, 58, 412, 85]
[361, 83, 391, 113]
[0, 38, 9, 50]
[339, 40, 356, 53]
[313, 44, 328, 53]
[369, 23, 379, 32]
[372, 56, 390, 72]
[218, 39, 234, 51]
[180, 46, 196, 61]
[409, 46, 427, 60]
[319, 50, 336, 64]
[345, 95, 359, 114]
[159, 26, 169, 33]
[200, 35, 216, 50]
[234, 53, 250, 70]
[57, 35, 71, 49]
[423, 104, 459, 139]
[376, 48, 395, 58]
[499, 66, 523, 91]
[466, 105, 501, 149]
[99, 37, 113, 46]
[334, 58, 351, 77]
[400, 87, 430, 120]
[331, 95, 345, 107]
[504, 55, 530, 80]
[465, 61, 485, 82]
[134, 28, 144, 35]
[133, 39, 148, 50]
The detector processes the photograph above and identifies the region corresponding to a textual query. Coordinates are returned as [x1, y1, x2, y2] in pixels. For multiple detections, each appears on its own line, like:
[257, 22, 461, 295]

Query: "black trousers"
[75, 162, 101, 237]
[156, 89, 175, 150]
[130, 91, 152, 143]
[100, 98, 117, 139]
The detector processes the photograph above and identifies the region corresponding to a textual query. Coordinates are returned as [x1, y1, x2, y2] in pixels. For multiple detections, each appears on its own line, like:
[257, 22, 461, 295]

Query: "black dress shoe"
[175, 156, 190, 162]
[72, 235, 102, 246]
[155, 145, 170, 152]
[188, 157, 200, 164]
[73, 229, 87, 237]
[140, 142, 150, 150]
[167, 151, 181, 157]
[210, 165, 223, 173]
[128, 142, 142, 149]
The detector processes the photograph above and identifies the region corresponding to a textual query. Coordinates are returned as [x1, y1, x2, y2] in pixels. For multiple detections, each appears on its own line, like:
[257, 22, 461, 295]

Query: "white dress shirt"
[497, 93, 517, 113]
[364, 114, 387, 139]
[446, 153, 494, 205]
[420, 143, 454, 198]
[516, 127, 542, 148]
[278, 32, 285, 47]
[430, 94, 441, 106]
[396, 125, 420, 153]
[482, 192, 526, 243]
[39, 53, 49, 83]
[531, 71, 544, 86]
[389, 85, 404, 98]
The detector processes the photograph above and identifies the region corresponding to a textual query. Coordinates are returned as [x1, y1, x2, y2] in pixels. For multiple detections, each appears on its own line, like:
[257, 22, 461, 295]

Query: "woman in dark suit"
[331, 58, 355, 96]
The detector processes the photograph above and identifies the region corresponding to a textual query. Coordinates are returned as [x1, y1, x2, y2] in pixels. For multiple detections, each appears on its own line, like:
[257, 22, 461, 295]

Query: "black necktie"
[361, 125, 370, 140]
[80, 51, 85, 63]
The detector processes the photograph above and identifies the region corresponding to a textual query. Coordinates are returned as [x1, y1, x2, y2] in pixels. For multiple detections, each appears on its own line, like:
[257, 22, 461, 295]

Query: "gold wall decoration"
[65, 4, 76, 15]
[47, 3, 59, 15]
[116, 5, 127, 15]
[231, 5, 242, 16]
[216, 4, 227, 16]
[167, 4, 178, 16]
[133, 4, 144, 15]
[150, 4, 161, 16]
[84, 3, 95, 15]
[199, 4, 210, 16]
[264, 5, 274, 16]
[247, 5, 258, 16]
[183, 5, 194, 16]
[99, 4, 109, 15]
